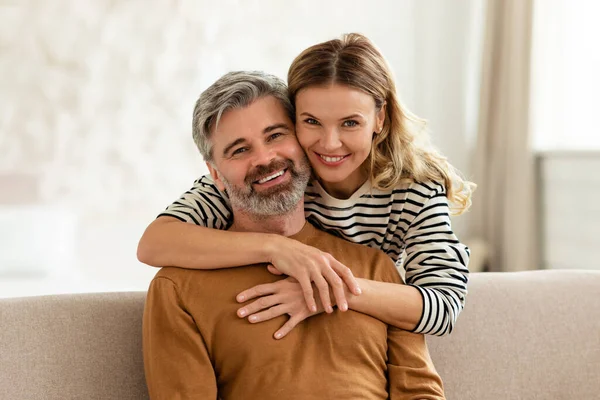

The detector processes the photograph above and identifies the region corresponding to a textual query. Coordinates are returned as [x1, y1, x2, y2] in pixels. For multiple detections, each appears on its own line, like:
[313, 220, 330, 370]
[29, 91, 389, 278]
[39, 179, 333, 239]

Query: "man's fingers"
[298, 276, 318, 313]
[274, 315, 303, 340]
[237, 294, 280, 318]
[313, 274, 333, 313]
[236, 282, 278, 303]
[246, 304, 288, 324]
[333, 261, 362, 296]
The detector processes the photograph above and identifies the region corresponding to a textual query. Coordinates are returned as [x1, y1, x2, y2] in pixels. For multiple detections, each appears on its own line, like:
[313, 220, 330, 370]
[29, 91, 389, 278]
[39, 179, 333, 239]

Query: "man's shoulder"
[304, 225, 401, 283]
[153, 266, 212, 288]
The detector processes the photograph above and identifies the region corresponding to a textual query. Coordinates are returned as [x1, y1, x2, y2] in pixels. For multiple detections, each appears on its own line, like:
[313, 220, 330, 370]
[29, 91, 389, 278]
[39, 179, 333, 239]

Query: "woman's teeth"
[319, 154, 345, 163]
[257, 170, 285, 184]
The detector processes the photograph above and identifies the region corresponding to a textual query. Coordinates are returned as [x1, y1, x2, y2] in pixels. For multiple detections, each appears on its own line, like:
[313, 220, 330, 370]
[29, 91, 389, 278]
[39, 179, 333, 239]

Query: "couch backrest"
[0, 291, 148, 400]
[1, 270, 599, 400]
[427, 270, 600, 400]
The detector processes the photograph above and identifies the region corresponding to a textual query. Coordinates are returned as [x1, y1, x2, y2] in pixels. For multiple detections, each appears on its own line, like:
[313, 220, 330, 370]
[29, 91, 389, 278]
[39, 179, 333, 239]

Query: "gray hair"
[192, 71, 295, 162]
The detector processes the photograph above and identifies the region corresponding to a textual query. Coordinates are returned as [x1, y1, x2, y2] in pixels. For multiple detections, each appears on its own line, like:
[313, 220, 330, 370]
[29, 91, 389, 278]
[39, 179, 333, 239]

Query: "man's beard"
[220, 155, 311, 217]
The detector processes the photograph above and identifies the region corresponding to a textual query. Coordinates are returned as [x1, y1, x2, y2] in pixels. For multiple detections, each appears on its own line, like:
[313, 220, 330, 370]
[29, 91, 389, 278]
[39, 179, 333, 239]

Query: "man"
[143, 71, 445, 399]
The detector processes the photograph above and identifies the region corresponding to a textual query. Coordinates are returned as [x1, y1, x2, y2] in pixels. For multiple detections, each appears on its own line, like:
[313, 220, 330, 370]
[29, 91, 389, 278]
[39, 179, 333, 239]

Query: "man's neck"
[228, 200, 306, 237]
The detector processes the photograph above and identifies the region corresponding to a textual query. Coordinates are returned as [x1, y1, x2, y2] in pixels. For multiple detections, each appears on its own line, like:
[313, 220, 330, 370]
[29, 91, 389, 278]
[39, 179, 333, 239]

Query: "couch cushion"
[427, 270, 600, 400]
[0, 291, 148, 400]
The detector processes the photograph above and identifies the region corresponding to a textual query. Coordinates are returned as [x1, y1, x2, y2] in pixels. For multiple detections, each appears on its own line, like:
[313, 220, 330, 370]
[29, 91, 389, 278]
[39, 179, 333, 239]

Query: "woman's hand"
[236, 277, 325, 339]
[260, 235, 361, 314]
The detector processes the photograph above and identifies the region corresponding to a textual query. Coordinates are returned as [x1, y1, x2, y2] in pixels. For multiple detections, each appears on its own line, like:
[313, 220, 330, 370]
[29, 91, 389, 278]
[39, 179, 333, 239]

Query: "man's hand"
[236, 277, 326, 339]
[254, 235, 361, 314]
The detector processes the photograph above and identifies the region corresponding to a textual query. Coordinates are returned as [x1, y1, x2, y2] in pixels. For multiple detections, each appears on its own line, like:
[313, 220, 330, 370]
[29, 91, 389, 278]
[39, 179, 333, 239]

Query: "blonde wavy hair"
[287, 33, 475, 215]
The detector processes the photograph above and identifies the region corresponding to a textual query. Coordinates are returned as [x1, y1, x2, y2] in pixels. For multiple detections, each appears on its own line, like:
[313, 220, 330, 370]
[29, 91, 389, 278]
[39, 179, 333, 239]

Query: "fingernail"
[275, 333, 282, 339]
[311, 305, 317, 312]
[238, 295, 245, 302]
[356, 287, 362, 295]
[239, 309, 246, 317]
[327, 306, 334, 313]
[341, 302, 348, 311]
[249, 316, 257, 322]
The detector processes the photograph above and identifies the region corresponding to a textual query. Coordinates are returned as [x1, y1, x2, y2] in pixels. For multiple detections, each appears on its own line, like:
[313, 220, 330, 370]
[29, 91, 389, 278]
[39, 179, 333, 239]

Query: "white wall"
[0, 0, 484, 297]
[537, 152, 600, 270]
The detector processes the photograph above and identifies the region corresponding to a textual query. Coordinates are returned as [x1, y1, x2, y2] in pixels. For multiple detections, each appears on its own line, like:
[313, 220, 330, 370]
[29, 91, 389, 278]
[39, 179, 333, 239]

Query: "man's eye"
[232, 147, 247, 156]
[304, 118, 319, 125]
[268, 132, 282, 141]
[342, 120, 359, 127]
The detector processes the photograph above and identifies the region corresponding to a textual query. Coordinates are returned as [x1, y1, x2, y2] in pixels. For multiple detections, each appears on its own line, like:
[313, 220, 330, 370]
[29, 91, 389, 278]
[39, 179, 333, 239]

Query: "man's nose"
[251, 144, 276, 167]
[320, 128, 342, 152]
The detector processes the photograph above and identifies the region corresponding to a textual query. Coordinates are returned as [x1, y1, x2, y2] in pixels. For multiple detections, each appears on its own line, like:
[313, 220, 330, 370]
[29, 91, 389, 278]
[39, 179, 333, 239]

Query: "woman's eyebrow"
[339, 113, 364, 121]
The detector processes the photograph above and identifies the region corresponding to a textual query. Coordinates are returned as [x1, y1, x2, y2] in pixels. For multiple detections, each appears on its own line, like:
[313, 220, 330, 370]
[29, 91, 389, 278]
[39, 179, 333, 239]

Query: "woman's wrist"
[262, 233, 286, 264]
[346, 278, 368, 308]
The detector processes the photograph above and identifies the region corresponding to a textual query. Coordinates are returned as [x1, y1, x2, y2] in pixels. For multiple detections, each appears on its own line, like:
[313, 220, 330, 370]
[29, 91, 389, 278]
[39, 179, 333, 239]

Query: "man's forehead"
[213, 98, 292, 139]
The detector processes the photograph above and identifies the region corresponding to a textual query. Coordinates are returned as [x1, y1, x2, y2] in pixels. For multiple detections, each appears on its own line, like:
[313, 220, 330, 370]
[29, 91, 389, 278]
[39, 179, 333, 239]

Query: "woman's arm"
[347, 278, 422, 331]
[236, 276, 422, 338]
[137, 176, 361, 311]
[137, 216, 279, 270]
[401, 182, 470, 336]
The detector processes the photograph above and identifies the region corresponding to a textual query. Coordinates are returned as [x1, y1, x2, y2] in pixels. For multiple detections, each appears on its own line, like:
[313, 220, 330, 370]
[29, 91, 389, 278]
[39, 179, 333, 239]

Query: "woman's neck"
[319, 167, 369, 200]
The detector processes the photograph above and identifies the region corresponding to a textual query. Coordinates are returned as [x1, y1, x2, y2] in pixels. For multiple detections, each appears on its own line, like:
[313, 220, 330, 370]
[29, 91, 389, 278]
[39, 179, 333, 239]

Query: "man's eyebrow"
[263, 123, 291, 134]
[221, 124, 290, 156]
[222, 138, 247, 157]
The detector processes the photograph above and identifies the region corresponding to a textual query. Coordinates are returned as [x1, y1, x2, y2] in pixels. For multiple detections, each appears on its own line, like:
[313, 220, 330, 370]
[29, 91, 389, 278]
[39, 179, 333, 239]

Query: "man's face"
[207, 96, 311, 217]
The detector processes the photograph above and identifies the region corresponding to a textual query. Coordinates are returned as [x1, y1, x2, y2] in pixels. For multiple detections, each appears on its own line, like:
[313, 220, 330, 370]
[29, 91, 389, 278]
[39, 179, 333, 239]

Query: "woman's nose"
[320, 128, 342, 152]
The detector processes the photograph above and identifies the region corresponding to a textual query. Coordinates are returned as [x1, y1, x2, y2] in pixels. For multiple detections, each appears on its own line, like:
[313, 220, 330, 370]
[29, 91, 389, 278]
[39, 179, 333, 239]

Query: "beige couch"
[1, 270, 599, 399]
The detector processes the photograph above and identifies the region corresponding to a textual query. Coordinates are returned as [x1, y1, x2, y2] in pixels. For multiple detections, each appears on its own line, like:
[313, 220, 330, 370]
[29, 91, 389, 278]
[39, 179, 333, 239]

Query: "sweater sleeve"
[403, 182, 470, 336]
[158, 175, 233, 230]
[386, 327, 445, 400]
[143, 276, 218, 400]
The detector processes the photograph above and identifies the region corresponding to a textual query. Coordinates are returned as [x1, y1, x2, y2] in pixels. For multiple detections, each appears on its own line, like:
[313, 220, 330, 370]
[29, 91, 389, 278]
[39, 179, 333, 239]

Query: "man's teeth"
[319, 154, 345, 163]
[257, 170, 285, 184]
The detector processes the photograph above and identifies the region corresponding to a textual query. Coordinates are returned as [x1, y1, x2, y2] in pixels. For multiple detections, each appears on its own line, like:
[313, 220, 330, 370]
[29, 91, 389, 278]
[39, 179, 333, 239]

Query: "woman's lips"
[314, 152, 350, 166]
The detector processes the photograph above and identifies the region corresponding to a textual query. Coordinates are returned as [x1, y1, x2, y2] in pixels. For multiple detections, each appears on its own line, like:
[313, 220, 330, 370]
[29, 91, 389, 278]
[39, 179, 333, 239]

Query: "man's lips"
[252, 168, 288, 184]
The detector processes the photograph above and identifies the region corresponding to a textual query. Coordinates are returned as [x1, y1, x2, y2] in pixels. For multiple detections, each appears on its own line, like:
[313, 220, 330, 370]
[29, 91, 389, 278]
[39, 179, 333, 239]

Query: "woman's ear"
[375, 101, 387, 133]
[206, 162, 226, 191]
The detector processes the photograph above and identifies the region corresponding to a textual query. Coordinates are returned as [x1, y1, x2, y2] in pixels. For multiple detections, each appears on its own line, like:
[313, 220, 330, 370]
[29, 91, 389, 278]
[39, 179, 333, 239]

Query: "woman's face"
[295, 83, 385, 199]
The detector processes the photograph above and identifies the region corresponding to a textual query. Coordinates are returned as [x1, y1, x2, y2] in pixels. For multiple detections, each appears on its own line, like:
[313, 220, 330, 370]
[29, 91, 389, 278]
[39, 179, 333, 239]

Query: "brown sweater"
[143, 222, 445, 400]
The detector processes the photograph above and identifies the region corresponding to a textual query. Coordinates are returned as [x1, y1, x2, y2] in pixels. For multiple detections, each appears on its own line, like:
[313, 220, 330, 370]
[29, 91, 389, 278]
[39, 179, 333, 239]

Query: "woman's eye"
[304, 118, 319, 125]
[342, 120, 359, 127]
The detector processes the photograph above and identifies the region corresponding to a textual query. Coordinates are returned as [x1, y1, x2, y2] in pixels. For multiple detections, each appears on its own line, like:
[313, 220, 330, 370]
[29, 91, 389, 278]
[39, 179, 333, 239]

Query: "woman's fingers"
[274, 314, 305, 340]
[236, 281, 278, 303]
[297, 275, 318, 313]
[237, 293, 281, 318]
[312, 274, 333, 313]
[246, 304, 288, 324]
[332, 260, 362, 296]
[267, 264, 284, 275]
[322, 267, 347, 311]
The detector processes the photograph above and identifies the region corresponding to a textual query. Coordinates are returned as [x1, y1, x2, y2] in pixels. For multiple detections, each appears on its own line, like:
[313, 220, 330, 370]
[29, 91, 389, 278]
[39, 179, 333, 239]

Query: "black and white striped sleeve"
[157, 175, 233, 230]
[403, 182, 470, 336]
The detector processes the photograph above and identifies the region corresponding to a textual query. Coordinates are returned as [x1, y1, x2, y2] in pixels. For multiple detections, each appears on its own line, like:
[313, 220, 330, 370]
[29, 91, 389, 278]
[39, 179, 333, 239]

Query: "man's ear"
[206, 162, 226, 191]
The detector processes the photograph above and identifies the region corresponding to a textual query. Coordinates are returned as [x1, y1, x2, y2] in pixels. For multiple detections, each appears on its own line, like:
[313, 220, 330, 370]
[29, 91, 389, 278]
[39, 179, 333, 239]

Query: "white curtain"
[469, 0, 537, 272]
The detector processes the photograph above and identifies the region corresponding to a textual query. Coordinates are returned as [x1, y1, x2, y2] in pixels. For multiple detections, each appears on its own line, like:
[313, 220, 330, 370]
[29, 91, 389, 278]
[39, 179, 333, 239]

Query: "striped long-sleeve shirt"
[159, 175, 470, 336]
